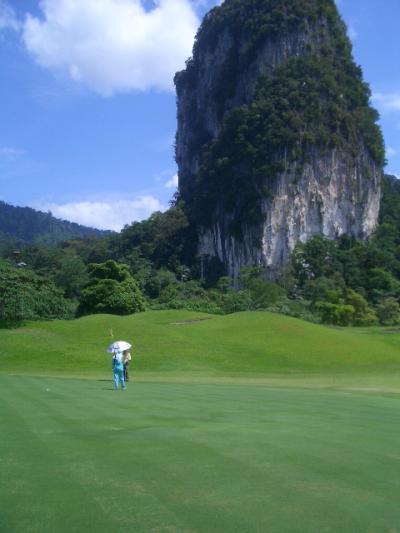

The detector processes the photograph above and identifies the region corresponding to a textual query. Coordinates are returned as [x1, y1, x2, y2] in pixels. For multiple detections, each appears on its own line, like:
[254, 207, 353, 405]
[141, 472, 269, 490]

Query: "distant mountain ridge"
[0, 201, 112, 245]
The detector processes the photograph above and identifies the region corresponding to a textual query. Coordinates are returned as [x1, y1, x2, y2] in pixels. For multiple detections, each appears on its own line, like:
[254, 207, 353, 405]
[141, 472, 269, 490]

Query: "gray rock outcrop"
[175, 0, 383, 277]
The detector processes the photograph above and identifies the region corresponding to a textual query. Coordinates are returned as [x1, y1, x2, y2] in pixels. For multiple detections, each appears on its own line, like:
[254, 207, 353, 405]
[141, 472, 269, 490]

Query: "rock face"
[175, 0, 383, 277]
[197, 149, 380, 278]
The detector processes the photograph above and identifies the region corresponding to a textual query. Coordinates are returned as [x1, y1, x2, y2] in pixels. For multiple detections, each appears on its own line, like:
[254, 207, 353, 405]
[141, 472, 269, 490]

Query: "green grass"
[1, 310, 400, 532]
[1, 310, 400, 383]
[1, 376, 400, 532]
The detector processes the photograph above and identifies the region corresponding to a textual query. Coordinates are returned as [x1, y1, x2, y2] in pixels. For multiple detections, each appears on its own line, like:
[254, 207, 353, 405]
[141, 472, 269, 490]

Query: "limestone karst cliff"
[174, 0, 384, 277]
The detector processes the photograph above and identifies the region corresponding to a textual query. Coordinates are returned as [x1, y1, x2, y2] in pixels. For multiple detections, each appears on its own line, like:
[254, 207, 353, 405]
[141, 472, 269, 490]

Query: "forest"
[1, 174, 400, 328]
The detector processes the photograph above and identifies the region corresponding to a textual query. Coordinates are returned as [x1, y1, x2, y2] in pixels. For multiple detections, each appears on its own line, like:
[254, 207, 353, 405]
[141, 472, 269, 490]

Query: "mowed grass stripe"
[0, 378, 118, 532]
[1, 376, 400, 532]
[0, 376, 187, 532]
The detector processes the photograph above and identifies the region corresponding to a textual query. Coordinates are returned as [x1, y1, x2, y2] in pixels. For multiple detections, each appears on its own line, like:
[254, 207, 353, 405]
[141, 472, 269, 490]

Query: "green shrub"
[376, 298, 400, 326]
[345, 288, 377, 326]
[78, 260, 145, 316]
[239, 267, 286, 309]
[266, 298, 319, 323]
[366, 268, 400, 303]
[316, 301, 355, 326]
[0, 261, 71, 325]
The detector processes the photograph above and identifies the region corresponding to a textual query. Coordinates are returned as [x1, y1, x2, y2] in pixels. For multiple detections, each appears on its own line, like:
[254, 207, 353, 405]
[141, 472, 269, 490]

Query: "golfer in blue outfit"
[112, 351, 126, 390]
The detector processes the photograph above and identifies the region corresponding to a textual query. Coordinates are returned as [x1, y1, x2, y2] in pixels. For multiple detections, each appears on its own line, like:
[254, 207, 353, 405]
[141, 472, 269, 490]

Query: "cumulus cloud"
[165, 173, 178, 188]
[387, 147, 397, 157]
[22, 0, 199, 94]
[39, 195, 166, 231]
[0, 1, 20, 31]
[372, 93, 400, 112]
[0, 146, 25, 156]
[347, 24, 357, 41]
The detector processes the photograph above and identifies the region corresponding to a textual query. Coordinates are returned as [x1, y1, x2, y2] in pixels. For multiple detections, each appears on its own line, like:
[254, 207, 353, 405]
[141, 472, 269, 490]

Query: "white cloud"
[387, 147, 397, 157]
[0, 146, 25, 157]
[39, 195, 166, 231]
[348, 24, 357, 41]
[372, 93, 400, 112]
[0, 1, 20, 31]
[22, 0, 199, 95]
[165, 173, 178, 188]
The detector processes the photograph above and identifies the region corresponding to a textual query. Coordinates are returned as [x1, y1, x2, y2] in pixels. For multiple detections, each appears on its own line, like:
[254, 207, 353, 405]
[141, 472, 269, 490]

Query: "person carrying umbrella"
[107, 341, 131, 390]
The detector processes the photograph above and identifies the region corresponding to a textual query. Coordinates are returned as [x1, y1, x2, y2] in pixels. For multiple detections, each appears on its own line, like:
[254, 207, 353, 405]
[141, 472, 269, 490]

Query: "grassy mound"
[1, 310, 400, 383]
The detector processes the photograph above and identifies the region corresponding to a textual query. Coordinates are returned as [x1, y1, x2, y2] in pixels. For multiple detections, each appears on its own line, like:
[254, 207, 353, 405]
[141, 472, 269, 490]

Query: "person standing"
[123, 349, 132, 382]
[112, 350, 126, 390]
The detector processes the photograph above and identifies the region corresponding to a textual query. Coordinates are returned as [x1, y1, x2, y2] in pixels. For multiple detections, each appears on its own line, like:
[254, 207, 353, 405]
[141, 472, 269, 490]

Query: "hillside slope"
[1, 310, 399, 381]
[0, 200, 111, 245]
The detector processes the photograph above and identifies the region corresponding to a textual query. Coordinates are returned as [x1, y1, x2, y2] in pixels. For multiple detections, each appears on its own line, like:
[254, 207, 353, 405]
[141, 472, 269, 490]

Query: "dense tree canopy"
[0, 261, 72, 324]
[77, 260, 146, 316]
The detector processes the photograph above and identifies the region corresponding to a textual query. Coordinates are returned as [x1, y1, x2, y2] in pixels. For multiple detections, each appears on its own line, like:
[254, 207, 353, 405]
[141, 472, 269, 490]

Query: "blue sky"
[0, 0, 399, 231]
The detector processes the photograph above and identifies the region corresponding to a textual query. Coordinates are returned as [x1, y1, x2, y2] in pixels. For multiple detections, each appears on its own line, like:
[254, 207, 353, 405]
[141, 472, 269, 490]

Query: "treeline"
[1, 175, 400, 327]
[0, 201, 110, 246]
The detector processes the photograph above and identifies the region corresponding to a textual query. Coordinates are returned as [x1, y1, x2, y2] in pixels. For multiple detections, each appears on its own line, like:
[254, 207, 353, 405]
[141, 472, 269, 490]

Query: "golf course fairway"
[1, 310, 400, 532]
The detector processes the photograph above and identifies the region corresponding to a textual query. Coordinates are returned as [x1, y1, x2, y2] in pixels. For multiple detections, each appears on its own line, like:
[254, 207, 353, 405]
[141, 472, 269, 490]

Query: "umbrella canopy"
[107, 340, 132, 353]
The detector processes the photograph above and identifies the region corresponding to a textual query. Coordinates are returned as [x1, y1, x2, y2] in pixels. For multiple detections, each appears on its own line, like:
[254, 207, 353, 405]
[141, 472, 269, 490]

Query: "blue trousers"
[113, 367, 126, 390]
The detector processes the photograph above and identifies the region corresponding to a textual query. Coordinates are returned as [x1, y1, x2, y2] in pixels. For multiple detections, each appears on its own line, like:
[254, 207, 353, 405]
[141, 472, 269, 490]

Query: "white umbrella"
[107, 340, 132, 353]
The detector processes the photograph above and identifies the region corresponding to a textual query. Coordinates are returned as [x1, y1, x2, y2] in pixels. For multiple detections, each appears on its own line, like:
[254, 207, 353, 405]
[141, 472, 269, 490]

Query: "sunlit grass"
[1, 311, 400, 532]
[1, 310, 400, 383]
